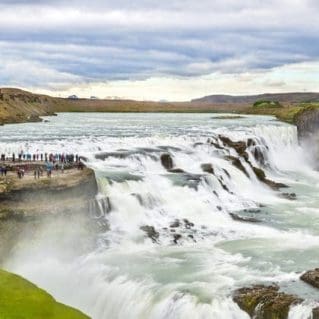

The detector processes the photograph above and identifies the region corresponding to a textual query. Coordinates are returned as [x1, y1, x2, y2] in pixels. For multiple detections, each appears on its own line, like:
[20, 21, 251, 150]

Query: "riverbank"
[1, 87, 319, 126]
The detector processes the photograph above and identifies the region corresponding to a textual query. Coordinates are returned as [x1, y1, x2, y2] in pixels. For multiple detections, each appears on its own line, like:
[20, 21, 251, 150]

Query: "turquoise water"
[1, 113, 318, 318]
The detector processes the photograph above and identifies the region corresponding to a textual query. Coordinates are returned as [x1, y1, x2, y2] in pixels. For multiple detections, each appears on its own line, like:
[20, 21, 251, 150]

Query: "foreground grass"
[0, 269, 90, 319]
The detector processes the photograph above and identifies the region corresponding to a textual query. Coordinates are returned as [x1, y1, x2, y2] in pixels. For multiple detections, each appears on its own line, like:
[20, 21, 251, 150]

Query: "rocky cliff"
[0, 167, 99, 262]
[295, 107, 319, 140]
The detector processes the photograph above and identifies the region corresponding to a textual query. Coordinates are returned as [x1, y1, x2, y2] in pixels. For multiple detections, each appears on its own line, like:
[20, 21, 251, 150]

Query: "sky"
[0, 0, 319, 101]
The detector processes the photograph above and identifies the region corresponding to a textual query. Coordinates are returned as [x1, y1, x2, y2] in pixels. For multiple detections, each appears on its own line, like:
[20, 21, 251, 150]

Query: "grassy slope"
[0, 269, 90, 319]
[242, 103, 319, 124]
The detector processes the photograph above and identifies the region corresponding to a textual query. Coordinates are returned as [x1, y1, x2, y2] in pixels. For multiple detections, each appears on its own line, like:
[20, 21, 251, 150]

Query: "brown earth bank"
[2, 87, 319, 125]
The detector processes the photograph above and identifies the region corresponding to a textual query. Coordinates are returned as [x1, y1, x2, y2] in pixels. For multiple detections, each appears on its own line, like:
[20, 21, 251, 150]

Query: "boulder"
[226, 156, 249, 177]
[313, 307, 319, 319]
[301, 268, 319, 289]
[229, 213, 261, 223]
[183, 219, 194, 228]
[201, 163, 214, 174]
[140, 225, 159, 243]
[281, 193, 297, 200]
[160, 153, 174, 170]
[219, 135, 247, 156]
[252, 167, 288, 190]
[168, 168, 185, 173]
[233, 285, 302, 319]
[173, 233, 182, 244]
[247, 138, 257, 147]
[170, 220, 180, 228]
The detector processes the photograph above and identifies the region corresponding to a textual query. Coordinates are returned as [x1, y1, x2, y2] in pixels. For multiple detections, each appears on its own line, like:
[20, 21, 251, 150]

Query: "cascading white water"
[1, 113, 319, 319]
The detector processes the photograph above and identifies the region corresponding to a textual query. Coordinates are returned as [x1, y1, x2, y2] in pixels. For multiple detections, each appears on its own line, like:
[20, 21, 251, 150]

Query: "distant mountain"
[191, 93, 319, 104]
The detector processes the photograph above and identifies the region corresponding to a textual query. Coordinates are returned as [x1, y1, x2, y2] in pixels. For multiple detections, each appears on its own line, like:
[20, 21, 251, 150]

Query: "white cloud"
[0, 0, 318, 99]
[26, 60, 319, 101]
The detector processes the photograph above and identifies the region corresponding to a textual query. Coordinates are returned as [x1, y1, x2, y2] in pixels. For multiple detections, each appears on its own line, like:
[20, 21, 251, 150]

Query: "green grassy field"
[241, 103, 319, 124]
[0, 269, 90, 319]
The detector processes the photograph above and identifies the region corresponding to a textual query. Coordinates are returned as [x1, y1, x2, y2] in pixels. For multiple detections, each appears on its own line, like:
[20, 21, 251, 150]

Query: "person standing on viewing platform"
[0, 165, 7, 176]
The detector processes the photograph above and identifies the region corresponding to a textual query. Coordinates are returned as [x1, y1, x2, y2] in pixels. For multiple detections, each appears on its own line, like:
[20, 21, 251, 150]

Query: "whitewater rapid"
[1, 113, 319, 318]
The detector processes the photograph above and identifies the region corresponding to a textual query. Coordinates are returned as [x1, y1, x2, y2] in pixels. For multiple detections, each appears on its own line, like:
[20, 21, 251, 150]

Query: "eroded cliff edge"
[0, 167, 98, 318]
[0, 167, 99, 261]
[295, 107, 319, 140]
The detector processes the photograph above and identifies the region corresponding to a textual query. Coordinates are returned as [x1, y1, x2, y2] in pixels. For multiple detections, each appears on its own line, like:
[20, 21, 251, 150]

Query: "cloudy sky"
[1, 0, 319, 101]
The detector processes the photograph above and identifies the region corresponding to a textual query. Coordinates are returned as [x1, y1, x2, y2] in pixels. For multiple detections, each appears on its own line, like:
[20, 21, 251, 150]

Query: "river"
[1, 113, 319, 318]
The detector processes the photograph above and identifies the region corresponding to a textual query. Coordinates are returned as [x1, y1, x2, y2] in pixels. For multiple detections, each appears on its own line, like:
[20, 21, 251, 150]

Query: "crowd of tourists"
[1, 152, 81, 163]
[0, 152, 84, 180]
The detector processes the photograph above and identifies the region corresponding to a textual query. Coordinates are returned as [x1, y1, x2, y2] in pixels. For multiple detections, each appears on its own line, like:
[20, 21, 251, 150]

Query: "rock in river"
[233, 285, 302, 319]
[301, 268, 319, 289]
[160, 153, 174, 170]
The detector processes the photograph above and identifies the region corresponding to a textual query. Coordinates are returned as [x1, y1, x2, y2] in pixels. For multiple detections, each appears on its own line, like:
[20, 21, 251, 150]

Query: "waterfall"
[3, 113, 319, 319]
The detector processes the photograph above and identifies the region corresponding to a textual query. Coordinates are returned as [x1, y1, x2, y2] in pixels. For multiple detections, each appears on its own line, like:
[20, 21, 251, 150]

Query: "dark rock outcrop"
[170, 220, 180, 228]
[229, 213, 261, 223]
[173, 233, 182, 244]
[281, 193, 297, 200]
[233, 285, 302, 319]
[160, 153, 174, 170]
[295, 108, 319, 163]
[168, 168, 185, 173]
[219, 135, 247, 156]
[301, 268, 319, 289]
[140, 225, 159, 242]
[252, 167, 288, 190]
[226, 156, 249, 177]
[313, 307, 319, 319]
[201, 163, 214, 174]
[295, 107, 319, 141]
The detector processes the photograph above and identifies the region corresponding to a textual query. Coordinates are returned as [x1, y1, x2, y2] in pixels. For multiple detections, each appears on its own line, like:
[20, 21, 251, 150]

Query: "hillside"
[0, 88, 248, 125]
[192, 92, 319, 104]
[0, 88, 58, 124]
[1, 88, 319, 125]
